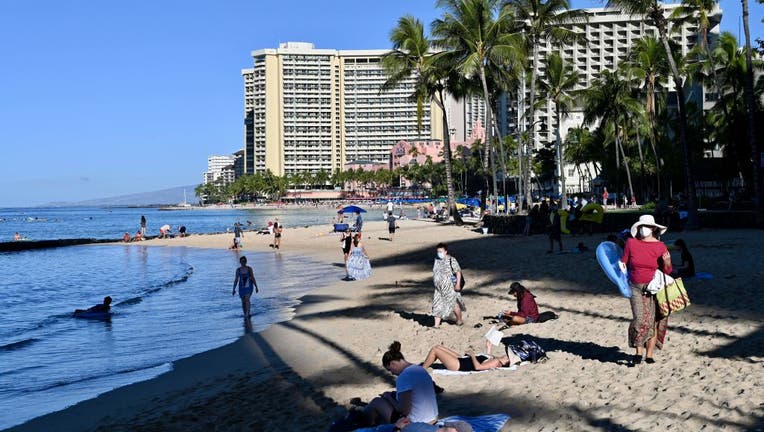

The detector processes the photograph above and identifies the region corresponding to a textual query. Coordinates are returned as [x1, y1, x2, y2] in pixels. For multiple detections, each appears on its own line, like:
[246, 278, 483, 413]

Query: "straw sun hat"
[630, 214, 667, 237]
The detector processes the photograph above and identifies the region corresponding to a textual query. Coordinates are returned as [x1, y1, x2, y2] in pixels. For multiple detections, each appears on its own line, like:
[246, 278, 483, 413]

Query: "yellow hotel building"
[242, 42, 443, 176]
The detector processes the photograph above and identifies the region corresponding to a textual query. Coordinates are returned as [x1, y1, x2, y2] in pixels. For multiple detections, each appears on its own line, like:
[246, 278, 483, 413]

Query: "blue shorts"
[239, 286, 253, 299]
[525, 315, 536, 324]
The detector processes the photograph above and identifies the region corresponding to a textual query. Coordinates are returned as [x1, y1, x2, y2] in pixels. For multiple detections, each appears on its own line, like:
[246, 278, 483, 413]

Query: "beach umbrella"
[339, 205, 366, 214]
[458, 197, 480, 207]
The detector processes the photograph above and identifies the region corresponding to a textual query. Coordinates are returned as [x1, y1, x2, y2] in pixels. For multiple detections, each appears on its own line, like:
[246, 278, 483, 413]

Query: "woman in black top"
[672, 239, 695, 278]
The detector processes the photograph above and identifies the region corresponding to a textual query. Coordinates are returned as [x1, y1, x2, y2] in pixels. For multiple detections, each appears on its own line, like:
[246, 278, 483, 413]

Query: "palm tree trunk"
[479, 67, 493, 213]
[555, 105, 567, 207]
[647, 87, 662, 198]
[741, 0, 762, 221]
[659, 28, 699, 228]
[526, 43, 539, 211]
[616, 126, 635, 206]
[435, 92, 463, 225]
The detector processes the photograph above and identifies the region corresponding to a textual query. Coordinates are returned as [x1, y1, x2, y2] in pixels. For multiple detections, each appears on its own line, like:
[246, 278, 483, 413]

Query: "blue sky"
[0, 1, 761, 207]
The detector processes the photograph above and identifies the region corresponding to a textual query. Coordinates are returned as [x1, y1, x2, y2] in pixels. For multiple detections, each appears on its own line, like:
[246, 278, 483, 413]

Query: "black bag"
[449, 257, 466, 291]
[537, 311, 559, 323]
[509, 340, 548, 363]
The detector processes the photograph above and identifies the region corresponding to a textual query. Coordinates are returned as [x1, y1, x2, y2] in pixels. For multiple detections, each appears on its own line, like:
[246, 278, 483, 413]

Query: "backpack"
[508, 340, 548, 363]
[537, 311, 559, 323]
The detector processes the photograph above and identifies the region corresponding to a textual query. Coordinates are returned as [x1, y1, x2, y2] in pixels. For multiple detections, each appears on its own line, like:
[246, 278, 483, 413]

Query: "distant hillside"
[46, 185, 200, 207]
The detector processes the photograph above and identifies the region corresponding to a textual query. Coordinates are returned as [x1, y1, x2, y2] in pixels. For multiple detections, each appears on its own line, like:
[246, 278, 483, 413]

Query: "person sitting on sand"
[421, 344, 518, 372]
[13, 232, 21, 241]
[359, 341, 438, 428]
[671, 239, 695, 278]
[178, 226, 187, 238]
[134, 230, 143, 241]
[500, 282, 539, 326]
[123, 232, 131, 242]
[75, 296, 112, 314]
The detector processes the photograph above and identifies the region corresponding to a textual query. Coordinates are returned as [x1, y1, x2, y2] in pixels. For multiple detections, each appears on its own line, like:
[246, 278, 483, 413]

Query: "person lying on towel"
[420, 344, 520, 372]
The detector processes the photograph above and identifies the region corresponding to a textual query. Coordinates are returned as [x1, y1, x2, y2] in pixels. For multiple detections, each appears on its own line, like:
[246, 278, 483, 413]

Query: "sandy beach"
[9, 218, 764, 432]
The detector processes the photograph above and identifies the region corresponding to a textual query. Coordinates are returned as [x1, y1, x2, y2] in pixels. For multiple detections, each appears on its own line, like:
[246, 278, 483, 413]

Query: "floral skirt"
[628, 283, 668, 349]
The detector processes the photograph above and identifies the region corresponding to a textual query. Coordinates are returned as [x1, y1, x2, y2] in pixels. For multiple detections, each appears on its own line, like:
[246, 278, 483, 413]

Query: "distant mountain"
[45, 185, 200, 207]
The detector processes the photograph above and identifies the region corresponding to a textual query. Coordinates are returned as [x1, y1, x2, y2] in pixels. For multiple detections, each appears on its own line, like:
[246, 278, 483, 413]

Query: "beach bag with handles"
[449, 257, 466, 292]
[655, 275, 691, 318]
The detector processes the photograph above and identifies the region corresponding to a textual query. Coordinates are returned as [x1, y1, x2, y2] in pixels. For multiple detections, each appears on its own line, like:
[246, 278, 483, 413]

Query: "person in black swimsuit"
[340, 227, 353, 278]
[273, 222, 282, 249]
[421, 344, 516, 371]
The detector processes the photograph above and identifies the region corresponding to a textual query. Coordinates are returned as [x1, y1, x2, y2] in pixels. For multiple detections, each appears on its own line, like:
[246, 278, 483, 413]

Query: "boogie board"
[596, 241, 630, 298]
[73, 311, 112, 320]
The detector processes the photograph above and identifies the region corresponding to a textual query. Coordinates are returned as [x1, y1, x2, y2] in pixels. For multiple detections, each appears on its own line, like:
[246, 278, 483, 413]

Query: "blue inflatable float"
[596, 241, 630, 298]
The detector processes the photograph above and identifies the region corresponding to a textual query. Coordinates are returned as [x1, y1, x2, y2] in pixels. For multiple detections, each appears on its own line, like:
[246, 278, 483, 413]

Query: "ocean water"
[0, 206, 339, 242]
[0, 209, 338, 429]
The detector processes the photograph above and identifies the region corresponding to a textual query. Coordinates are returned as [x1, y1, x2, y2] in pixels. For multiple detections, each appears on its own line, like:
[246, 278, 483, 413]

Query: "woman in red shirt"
[620, 215, 672, 365]
[501, 282, 540, 325]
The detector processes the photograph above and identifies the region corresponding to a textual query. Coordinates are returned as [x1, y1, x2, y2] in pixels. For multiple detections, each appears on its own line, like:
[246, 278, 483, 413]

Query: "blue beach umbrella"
[339, 205, 367, 214]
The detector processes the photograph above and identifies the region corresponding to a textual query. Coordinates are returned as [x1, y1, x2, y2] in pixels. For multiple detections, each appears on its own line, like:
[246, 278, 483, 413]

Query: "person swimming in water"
[74, 296, 112, 314]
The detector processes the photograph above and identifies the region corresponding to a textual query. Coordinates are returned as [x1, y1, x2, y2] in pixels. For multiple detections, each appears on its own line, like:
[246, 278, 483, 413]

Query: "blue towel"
[355, 414, 510, 432]
[688, 272, 713, 281]
[439, 414, 511, 432]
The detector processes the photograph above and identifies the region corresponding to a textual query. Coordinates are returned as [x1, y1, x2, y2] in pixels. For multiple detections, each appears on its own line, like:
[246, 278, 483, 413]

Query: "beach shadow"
[281, 320, 395, 385]
[396, 311, 433, 327]
[701, 326, 764, 363]
[503, 334, 633, 366]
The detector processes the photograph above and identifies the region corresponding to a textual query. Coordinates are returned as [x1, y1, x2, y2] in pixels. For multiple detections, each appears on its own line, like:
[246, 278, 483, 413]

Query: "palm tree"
[431, 0, 525, 212]
[538, 51, 580, 206]
[382, 15, 463, 223]
[584, 69, 644, 206]
[606, 0, 699, 228]
[628, 36, 669, 198]
[506, 0, 585, 210]
[741, 0, 762, 219]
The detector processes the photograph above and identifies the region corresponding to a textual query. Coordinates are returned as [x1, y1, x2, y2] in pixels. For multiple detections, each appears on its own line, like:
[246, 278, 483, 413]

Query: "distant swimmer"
[13, 232, 22, 241]
[74, 296, 112, 314]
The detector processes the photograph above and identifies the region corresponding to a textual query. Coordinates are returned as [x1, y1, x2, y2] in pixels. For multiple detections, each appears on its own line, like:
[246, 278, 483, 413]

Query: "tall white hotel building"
[242, 42, 443, 176]
[242, 5, 718, 186]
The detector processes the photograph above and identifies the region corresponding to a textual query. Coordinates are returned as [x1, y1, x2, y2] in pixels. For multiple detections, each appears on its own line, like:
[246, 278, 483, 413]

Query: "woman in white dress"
[432, 242, 464, 326]
[346, 234, 371, 280]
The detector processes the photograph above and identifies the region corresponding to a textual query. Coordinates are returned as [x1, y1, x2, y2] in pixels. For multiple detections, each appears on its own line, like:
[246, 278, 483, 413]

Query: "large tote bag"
[656, 278, 691, 317]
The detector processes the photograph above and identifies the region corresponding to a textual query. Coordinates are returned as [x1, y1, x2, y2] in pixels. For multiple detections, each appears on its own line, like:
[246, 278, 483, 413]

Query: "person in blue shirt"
[355, 211, 363, 233]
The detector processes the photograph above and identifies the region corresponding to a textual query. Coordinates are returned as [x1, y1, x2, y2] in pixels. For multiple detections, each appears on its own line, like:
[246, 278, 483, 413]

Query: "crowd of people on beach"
[323, 207, 699, 432]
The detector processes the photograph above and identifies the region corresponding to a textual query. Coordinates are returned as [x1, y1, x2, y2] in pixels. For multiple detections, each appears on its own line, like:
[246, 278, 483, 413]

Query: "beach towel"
[688, 272, 713, 281]
[432, 364, 519, 375]
[354, 414, 510, 432]
[438, 414, 510, 432]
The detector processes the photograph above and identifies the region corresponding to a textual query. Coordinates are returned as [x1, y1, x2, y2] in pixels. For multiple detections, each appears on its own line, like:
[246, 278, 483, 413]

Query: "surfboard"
[596, 241, 630, 298]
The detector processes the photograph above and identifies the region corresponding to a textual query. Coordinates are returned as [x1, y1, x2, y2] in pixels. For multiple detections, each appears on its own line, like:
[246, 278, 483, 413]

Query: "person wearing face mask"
[431, 243, 464, 327]
[620, 215, 673, 366]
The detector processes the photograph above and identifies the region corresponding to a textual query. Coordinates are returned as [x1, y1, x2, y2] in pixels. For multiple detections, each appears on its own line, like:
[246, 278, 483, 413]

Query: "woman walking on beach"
[232, 256, 259, 317]
[346, 233, 371, 280]
[620, 215, 672, 365]
[431, 243, 464, 327]
[273, 222, 282, 249]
